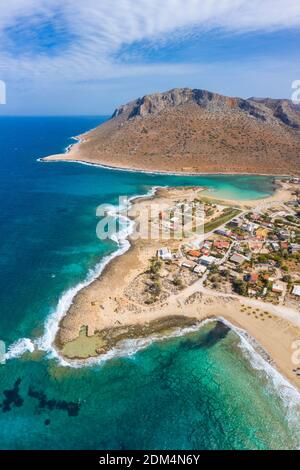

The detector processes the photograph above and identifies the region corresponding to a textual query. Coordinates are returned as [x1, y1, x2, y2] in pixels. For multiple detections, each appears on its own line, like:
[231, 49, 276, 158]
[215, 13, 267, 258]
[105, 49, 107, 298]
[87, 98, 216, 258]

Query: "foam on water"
[56, 322, 208, 368]
[6, 178, 300, 431]
[5, 338, 35, 360]
[52, 314, 300, 438]
[6, 186, 157, 362]
[216, 317, 300, 445]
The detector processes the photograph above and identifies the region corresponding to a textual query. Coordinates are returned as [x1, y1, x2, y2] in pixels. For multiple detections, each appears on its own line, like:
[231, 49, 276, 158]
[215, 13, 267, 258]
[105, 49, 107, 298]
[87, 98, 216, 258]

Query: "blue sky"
[0, 0, 299, 115]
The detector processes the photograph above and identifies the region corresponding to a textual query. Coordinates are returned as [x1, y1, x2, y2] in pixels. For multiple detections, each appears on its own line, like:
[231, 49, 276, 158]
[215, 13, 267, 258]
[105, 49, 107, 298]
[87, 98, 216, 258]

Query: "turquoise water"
[0, 116, 299, 449]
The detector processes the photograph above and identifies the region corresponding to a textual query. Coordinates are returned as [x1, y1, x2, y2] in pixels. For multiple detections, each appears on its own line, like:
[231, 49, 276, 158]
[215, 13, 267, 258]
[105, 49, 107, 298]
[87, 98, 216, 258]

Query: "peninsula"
[42, 87, 300, 176]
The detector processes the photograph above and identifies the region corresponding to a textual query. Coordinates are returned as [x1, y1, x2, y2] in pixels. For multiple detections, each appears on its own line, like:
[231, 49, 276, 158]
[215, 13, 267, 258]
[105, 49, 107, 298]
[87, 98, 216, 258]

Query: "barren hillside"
[45, 88, 300, 175]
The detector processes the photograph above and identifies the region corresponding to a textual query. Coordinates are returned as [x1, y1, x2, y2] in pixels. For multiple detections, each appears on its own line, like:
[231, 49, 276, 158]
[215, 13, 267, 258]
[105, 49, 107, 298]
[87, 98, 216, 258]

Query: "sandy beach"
[53, 183, 300, 391]
[200, 179, 295, 209]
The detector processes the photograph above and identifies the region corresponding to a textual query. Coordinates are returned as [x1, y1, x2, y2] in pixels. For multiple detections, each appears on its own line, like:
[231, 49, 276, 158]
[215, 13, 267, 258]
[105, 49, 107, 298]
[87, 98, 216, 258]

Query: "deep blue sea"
[0, 116, 299, 450]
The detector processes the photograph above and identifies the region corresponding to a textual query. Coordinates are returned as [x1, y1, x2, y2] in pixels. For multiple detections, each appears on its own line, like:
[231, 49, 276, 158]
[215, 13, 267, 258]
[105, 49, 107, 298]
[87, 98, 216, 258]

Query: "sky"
[0, 0, 299, 115]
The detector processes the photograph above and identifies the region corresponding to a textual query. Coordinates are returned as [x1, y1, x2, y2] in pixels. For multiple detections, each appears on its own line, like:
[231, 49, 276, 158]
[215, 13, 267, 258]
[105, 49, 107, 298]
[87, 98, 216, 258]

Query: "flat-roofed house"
[242, 222, 258, 235]
[289, 244, 300, 254]
[193, 265, 207, 276]
[200, 255, 218, 266]
[157, 248, 172, 261]
[292, 286, 300, 297]
[272, 281, 285, 294]
[181, 261, 196, 270]
[230, 253, 248, 265]
[278, 230, 289, 241]
[270, 242, 280, 252]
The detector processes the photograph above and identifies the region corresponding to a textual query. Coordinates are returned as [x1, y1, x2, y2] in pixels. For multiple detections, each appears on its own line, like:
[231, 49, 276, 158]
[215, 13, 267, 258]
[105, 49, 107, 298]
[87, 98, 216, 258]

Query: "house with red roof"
[213, 240, 230, 251]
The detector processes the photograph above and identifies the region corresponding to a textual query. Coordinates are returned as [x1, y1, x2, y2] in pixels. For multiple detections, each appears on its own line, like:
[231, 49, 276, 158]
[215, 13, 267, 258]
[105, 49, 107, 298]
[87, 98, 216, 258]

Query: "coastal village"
[59, 179, 300, 389]
[126, 179, 300, 313]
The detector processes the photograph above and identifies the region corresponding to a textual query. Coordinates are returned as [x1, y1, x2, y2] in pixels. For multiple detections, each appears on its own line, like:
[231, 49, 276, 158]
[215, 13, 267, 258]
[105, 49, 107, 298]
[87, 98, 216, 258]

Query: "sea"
[0, 115, 299, 450]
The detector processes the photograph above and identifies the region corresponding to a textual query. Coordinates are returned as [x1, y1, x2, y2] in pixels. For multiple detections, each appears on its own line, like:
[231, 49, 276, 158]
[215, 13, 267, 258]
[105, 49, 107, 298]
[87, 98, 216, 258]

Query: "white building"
[292, 286, 300, 297]
[200, 255, 218, 266]
[193, 265, 207, 276]
[230, 253, 248, 265]
[157, 248, 172, 261]
[181, 261, 195, 270]
[290, 244, 300, 254]
[272, 282, 285, 294]
[241, 222, 259, 235]
[270, 242, 280, 252]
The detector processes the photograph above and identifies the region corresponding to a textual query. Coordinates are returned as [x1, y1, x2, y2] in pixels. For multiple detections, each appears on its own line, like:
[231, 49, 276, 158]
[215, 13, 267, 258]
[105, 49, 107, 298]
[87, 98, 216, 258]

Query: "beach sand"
[54, 185, 300, 391]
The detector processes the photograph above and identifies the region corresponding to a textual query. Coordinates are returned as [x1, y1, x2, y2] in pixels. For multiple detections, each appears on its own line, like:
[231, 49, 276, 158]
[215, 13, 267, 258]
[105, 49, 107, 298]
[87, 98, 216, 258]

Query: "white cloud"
[0, 0, 299, 114]
[0, 0, 299, 83]
[2, 55, 298, 115]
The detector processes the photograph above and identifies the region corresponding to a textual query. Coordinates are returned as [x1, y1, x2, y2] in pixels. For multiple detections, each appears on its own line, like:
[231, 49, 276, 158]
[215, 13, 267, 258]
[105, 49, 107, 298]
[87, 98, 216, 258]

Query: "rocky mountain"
[67, 88, 300, 175]
[249, 97, 300, 129]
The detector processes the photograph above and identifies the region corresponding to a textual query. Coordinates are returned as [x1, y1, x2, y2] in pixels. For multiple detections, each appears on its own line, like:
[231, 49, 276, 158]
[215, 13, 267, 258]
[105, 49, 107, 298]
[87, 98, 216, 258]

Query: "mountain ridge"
[44, 87, 300, 176]
[111, 87, 300, 129]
